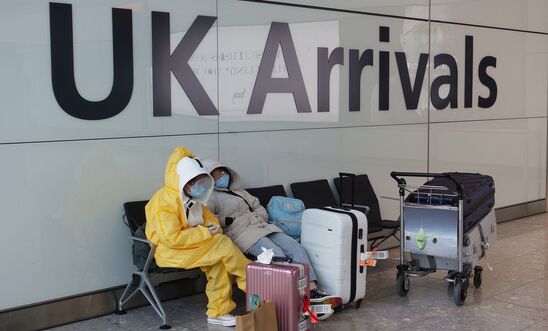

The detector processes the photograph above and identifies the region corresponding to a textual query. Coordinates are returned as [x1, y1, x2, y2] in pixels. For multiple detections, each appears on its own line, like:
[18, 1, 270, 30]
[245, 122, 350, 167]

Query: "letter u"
[49, 2, 133, 120]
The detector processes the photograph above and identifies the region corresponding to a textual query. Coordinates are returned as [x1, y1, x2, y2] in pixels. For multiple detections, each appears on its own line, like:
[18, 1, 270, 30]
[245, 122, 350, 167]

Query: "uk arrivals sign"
[49, 2, 497, 121]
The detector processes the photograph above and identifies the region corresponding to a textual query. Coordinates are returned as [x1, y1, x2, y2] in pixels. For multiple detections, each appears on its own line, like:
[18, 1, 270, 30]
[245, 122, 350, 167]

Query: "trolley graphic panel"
[403, 205, 459, 258]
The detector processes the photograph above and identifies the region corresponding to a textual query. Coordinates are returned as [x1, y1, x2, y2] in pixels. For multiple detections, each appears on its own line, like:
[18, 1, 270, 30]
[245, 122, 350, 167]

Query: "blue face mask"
[188, 183, 207, 198]
[214, 173, 230, 189]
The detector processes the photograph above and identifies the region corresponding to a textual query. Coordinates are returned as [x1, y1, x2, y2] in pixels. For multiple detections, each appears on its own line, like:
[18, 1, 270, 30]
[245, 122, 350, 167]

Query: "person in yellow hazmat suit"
[145, 146, 250, 327]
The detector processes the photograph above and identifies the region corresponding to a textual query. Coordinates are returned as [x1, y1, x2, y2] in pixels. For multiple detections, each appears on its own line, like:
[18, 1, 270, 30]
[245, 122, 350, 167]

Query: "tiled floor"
[50, 213, 548, 330]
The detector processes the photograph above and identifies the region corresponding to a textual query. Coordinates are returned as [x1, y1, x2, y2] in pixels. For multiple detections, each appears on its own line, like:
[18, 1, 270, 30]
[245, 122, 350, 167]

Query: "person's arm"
[246, 190, 269, 222]
[206, 194, 220, 216]
[148, 201, 212, 249]
[206, 194, 230, 228]
[203, 206, 223, 234]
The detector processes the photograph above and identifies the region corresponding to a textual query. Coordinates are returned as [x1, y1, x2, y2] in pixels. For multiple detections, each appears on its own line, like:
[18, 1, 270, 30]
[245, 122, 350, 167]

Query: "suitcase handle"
[338, 172, 356, 209]
[390, 171, 465, 198]
[271, 256, 293, 263]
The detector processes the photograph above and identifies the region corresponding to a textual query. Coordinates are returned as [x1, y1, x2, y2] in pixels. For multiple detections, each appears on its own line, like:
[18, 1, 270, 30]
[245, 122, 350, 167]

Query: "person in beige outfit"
[202, 159, 342, 311]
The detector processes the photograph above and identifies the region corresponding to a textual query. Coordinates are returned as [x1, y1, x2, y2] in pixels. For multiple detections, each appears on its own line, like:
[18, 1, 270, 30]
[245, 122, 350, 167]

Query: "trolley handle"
[390, 171, 465, 198]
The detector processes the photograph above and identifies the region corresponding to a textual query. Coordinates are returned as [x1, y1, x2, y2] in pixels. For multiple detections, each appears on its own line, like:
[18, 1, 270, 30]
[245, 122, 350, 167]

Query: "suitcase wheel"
[396, 272, 410, 297]
[473, 266, 483, 288]
[453, 278, 469, 306]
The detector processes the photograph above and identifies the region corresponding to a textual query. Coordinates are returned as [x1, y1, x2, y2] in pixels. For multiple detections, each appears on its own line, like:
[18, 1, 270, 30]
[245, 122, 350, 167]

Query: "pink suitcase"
[246, 262, 311, 331]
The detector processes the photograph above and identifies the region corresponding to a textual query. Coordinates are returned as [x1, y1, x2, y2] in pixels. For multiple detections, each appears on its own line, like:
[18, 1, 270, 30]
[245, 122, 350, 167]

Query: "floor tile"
[489, 277, 548, 310]
[408, 299, 545, 331]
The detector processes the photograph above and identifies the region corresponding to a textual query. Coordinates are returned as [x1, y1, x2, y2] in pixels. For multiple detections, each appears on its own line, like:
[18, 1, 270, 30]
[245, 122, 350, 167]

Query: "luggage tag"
[297, 277, 308, 296]
[481, 242, 493, 271]
[359, 252, 377, 267]
[302, 297, 319, 324]
[360, 249, 389, 267]
[249, 294, 260, 312]
[366, 258, 377, 267]
[482, 250, 493, 271]
[359, 253, 367, 267]
[298, 320, 309, 331]
[366, 250, 389, 260]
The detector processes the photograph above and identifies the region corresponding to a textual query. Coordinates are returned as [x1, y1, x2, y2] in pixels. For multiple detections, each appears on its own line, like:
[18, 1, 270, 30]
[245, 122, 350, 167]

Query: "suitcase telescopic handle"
[390, 171, 465, 198]
[339, 172, 356, 209]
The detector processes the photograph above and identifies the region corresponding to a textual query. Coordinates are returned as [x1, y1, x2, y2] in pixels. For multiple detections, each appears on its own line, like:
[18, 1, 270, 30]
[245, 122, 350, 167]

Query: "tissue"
[256, 247, 274, 264]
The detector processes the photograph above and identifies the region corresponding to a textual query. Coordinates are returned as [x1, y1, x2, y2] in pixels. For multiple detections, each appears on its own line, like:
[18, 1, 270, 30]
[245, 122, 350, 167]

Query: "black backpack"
[131, 224, 158, 271]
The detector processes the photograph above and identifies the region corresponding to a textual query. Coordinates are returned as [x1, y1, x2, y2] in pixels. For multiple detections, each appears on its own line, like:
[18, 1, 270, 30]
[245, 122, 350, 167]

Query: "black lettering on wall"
[152, 13, 218, 116]
[49, 2, 133, 120]
[379, 26, 390, 111]
[318, 47, 344, 112]
[430, 54, 458, 110]
[465, 35, 473, 108]
[348, 49, 373, 112]
[478, 56, 497, 108]
[395, 52, 428, 110]
[248, 22, 311, 114]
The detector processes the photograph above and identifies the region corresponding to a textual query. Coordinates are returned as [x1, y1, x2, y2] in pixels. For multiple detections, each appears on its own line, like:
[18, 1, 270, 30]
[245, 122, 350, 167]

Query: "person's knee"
[216, 233, 230, 245]
[216, 234, 239, 252]
[271, 244, 286, 257]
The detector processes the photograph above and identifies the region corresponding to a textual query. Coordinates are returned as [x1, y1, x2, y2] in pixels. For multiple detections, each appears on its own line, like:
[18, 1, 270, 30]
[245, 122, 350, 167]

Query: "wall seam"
[427, 0, 431, 173]
[4, 117, 546, 146]
[216, 0, 221, 160]
[234, 0, 548, 35]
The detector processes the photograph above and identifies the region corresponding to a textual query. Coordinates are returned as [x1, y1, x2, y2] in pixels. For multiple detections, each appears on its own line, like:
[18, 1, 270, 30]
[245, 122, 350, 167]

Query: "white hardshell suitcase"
[301, 207, 367, 305]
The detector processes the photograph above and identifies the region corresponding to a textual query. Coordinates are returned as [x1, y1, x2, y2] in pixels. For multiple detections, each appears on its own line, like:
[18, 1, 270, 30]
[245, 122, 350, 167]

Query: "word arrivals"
[49, 2, 497, 120]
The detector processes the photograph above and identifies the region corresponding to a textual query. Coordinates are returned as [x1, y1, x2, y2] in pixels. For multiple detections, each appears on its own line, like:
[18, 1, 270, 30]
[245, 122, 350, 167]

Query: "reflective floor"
[50, 213, 548, 330]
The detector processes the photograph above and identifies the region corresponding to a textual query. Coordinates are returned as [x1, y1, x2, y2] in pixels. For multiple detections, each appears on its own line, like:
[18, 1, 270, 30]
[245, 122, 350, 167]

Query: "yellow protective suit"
[145, 146, 250, 317]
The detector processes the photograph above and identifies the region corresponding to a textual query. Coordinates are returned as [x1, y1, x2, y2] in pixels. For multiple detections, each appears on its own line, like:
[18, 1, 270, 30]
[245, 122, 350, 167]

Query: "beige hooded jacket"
[203, 159, 281, 253]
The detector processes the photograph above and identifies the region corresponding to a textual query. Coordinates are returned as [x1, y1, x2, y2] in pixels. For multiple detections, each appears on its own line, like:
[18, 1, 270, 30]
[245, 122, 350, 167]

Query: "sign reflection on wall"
[168, 19, 339, 122]
[49, 2, 497, 121]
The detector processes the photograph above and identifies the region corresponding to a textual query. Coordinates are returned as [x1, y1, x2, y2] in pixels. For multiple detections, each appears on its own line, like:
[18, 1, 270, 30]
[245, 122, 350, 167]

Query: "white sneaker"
[207, 314, 236, 327]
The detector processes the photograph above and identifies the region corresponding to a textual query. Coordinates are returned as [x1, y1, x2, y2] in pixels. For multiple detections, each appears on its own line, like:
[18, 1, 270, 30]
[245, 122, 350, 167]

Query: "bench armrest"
[129, 235, 152, 245]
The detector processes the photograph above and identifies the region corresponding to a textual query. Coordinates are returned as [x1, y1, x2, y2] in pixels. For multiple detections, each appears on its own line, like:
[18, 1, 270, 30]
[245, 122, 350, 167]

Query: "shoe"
[310, 288, 343, 309]
[207, 314, 236, 327]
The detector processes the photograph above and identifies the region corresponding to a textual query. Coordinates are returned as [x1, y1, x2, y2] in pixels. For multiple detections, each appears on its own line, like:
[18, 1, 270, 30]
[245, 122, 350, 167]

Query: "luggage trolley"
[390, 172, 487, 306]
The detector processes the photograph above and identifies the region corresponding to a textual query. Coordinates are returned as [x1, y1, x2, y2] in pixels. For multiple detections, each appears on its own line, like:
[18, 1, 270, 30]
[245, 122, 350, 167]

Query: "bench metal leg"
[142, 274, 169, 327]
[370, 229, 400, 250]
[116, 272, 170, 329]
[117, 274, 139, 313]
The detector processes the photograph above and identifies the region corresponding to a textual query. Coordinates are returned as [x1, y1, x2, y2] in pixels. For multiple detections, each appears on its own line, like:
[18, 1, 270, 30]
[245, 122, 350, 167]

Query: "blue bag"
[267, 196, 305, 240]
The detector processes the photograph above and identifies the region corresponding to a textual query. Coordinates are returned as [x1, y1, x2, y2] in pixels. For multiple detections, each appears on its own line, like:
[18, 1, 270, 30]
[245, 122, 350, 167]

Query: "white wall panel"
[431, 0, 548, 33]
[428, 23, 548, 122]
[429, 118, 546, 207]
[0, 0, 218, 143]
[218, 125, 428, 221]
[0, 135, 218, 309]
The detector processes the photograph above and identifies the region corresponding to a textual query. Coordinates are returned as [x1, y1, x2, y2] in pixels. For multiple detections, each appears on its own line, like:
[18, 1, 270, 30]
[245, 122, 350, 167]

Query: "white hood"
[176, 156, 214, 205]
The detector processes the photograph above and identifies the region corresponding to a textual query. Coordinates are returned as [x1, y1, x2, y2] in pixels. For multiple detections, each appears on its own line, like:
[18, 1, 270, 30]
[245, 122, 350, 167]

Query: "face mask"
[188, 181, 208, 198]
[214, 173, 230, 189]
